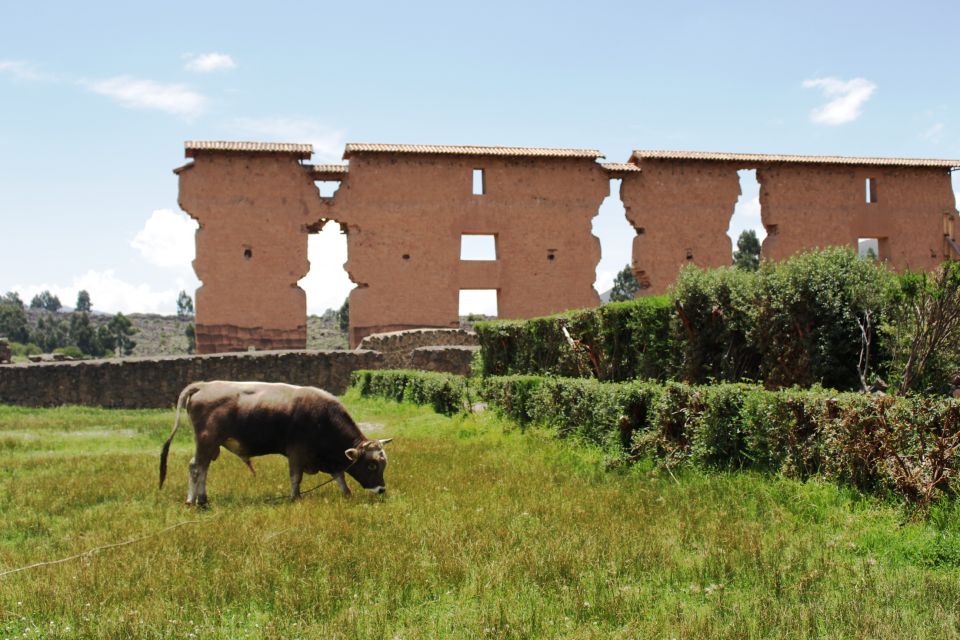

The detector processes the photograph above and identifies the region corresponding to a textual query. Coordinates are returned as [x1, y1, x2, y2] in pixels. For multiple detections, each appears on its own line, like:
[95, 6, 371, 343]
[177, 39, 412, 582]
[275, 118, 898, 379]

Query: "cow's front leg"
[333, 472, 351, 497]
[289, 461, 303, 499]
[194, 459, 211, 507]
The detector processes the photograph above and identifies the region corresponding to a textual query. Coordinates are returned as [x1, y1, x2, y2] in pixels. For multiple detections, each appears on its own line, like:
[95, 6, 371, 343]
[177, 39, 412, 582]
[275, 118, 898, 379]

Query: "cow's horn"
[345, 448, 360, 461]
[379, 438, 393, 446]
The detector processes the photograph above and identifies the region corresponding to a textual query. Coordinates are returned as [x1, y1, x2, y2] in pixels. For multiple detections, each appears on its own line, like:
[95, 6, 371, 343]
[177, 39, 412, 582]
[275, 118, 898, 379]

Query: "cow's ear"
[379, 438, 393, 446]
[345, 448, 360, 461]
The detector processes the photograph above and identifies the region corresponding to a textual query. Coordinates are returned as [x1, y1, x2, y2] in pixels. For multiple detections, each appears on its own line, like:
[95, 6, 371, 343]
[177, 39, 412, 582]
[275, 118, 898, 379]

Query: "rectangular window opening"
[865, 177, 877, 204]
[472, 169, 485, 196]
[858, 237, 888, 260]
[459, 289, 498, 319]
[316, 181, 341, 198]
[460, 234, 497, 260]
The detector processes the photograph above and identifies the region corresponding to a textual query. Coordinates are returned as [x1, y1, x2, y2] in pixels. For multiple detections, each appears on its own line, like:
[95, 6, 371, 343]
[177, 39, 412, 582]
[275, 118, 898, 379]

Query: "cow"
[159, 381, 392, 506]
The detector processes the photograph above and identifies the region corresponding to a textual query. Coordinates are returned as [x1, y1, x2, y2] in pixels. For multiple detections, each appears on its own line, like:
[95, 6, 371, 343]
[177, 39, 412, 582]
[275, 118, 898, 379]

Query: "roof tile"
[631, 150, 960, 169]
[185, 141, 313, 158]
[344, 143, 602, 159]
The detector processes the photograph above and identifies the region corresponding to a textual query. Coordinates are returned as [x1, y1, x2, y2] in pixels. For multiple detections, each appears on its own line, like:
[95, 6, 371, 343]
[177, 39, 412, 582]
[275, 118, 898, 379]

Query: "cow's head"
[344, 438, 393, 494]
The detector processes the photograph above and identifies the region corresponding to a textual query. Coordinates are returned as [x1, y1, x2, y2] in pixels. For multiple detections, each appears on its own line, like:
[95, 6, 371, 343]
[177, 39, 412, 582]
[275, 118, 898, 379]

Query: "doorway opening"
[298, 221, 353, 348]
[728, 169, 766, 261]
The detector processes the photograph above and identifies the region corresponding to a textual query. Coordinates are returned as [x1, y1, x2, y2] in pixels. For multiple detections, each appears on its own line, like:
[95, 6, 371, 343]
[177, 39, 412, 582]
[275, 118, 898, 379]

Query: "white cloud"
[85, 76, 208, 118]
[230, 117, 346, 162]
[298, 223, 354, 314]
[0, 60, 48, 82]
[802, 77, 876, 125]
[130, 209, 198, 269]
[184, 52, 236, 73]
[12, 270, 197, 315]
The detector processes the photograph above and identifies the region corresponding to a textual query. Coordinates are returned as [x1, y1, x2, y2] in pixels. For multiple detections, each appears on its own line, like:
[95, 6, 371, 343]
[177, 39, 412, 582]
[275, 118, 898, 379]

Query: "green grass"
[1, 396, 960, 638]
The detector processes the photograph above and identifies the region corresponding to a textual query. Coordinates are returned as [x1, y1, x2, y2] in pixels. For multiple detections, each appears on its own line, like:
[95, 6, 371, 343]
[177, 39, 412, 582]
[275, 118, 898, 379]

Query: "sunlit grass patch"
[0, 395, 959, 638]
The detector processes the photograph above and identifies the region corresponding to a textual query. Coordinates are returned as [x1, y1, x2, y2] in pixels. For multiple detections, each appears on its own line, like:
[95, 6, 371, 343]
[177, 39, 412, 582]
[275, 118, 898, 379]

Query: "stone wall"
[409, 345, 479, 376]
[0, 339, 10, 364]
[358, 328, 479, 368]
[0, 350, 383, 408]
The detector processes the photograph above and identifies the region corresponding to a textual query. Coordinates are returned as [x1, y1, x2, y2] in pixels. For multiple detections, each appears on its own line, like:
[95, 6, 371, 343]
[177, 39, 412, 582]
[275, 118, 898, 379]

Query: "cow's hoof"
[196, 496, 209, 508]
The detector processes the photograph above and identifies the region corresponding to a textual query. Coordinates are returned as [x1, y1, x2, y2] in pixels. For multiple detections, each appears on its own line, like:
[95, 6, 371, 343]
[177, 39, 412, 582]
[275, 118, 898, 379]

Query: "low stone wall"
[0, 350, 384, 409]
[410, 345, 479, 376]
[358, 328, 479, 368]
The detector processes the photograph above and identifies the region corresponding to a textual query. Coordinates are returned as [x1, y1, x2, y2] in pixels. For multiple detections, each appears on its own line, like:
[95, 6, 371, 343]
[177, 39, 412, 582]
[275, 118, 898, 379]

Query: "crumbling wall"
[358, 328, 478, 368]
[759, 165, 955, 269]
[330, 154, 607, 345]
[620, 160, 741, 293]
[0, 350, 384, 408]
[177, 151, 329, 353]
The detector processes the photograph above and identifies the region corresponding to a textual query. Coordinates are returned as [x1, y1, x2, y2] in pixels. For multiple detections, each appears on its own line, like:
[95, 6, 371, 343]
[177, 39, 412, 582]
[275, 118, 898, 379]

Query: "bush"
[351, 370, 471, 416]
[475, 296, 676, 382]
[476, 374, 960, 507]
[755, 247, 896, 390]
[671, 265, 760, 383]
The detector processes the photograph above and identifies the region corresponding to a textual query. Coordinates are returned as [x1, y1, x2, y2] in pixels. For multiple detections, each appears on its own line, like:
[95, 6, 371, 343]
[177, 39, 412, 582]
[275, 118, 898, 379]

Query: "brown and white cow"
[159, 381, 392, 505]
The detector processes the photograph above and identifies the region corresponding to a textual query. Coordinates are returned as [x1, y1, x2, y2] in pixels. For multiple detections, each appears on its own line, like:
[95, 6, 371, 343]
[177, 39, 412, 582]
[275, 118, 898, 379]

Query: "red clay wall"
[330, 154, 607, 345]
[177, 153, 328, 353]
[759, 165, 955, 270]
[620, 160, 741, 294]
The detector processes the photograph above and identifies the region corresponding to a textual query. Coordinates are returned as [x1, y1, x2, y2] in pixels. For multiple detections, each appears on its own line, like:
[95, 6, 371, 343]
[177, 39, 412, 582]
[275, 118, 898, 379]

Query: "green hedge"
[350, 370, 472, 416]
[477, 375, 960, 507]
[475, 248, 899, 391]
[475, 296, 677, 381]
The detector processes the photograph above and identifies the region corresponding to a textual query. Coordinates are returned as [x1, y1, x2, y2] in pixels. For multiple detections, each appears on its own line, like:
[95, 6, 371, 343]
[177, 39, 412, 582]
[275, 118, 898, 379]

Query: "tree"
[0, 292, 29, 342]
[185, 322, 196, 354]
[31, 315, 69, 352]
[733, 230, 761, 271]
[609, 264, 640, 302]
[75, 290, 92, 312]
[106, 312, 138, 356]
[338, 298, 350, 334]
[69, 312, 105, 357]
[1, 291, 24, 308]
[30, 290, 62, 312]
[176, 290, 194, 318]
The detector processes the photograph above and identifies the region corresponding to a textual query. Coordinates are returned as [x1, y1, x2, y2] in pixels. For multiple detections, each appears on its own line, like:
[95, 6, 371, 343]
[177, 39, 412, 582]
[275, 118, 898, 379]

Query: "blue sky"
[1, 0, 958, 315]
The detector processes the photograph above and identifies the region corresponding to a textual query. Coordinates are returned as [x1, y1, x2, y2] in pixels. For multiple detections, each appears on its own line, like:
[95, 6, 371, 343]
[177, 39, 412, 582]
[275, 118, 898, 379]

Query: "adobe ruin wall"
[176, 143, 960, 353]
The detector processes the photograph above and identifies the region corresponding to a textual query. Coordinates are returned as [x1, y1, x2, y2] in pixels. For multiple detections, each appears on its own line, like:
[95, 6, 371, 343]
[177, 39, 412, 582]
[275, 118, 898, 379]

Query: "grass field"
[1, 395, 960, 639]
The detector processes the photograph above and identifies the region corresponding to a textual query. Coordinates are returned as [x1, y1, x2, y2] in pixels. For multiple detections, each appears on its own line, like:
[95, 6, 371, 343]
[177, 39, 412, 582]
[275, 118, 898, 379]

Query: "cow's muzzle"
[367, 486, 386, 495]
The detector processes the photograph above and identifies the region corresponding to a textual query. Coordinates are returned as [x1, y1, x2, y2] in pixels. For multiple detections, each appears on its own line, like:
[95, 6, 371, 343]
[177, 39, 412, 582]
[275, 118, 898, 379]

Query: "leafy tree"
[609, 264, 640, 302]
[75, 290, 92, 312]
[185, 322, 196, 354]
[338, 298, 350, 334]
[31, 315, 69, 352]
[1, 291, 24, 308]
[176, 290, 194, 317]
[30, 290, 62, 312]
[733, 230, 761, 271]
[0, 296, 29, 342]
[69, 312, 105, 357]
[106, 312, 138, 356]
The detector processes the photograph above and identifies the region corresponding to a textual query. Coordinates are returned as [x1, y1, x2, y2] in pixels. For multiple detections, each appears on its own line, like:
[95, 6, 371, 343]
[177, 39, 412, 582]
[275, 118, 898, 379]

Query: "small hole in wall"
[243, 248, 253, 260]
[686, 249, 694, 261]
[636, 227, 646, 235]
[402, 254, 410, 260]
[548, 253, 555, 261]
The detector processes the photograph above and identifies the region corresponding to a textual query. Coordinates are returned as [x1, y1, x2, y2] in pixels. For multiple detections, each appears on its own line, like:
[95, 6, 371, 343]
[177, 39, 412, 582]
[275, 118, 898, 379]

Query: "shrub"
[351, 370, 471, 415]
[755, 247, 896, 390]
[475, 296, 676, 382]
[671, 265, 760, 383]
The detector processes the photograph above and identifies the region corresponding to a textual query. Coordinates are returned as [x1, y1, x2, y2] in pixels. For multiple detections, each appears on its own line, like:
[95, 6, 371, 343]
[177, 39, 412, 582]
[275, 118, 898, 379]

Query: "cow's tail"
[159, 383, 202, 489]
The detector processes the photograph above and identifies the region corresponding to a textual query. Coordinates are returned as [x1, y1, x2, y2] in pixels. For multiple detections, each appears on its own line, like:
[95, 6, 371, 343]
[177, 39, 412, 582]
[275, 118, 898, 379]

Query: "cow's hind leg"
[186, 456, 198, 505]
